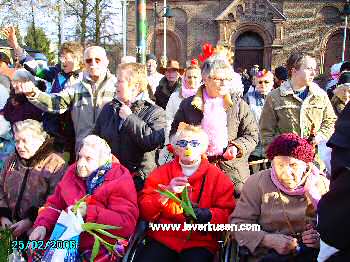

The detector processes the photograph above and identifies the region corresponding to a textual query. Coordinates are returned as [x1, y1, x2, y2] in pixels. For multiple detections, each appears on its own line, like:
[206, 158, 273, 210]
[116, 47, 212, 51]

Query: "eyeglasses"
[85, 57, 101, 64]
[176, 139, 200, 148]
[209, 77, 232, 83]
[258, 80, 270, 84]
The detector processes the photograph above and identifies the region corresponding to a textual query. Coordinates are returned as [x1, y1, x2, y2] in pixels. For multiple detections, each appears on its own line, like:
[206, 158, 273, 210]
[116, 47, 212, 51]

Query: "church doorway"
[324, 30, 350, 74]
[150, 30, 181, 65]
[234, 31, 264, 72]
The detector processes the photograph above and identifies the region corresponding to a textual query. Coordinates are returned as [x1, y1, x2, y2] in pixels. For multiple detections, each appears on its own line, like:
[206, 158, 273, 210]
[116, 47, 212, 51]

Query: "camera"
[112, 99, 122, 112]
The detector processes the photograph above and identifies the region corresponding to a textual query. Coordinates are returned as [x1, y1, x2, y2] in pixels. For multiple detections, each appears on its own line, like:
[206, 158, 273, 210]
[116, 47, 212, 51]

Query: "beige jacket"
[260, 81, 336, 152]
[230, 169, 328, 261]
[29, 71, 117, 152]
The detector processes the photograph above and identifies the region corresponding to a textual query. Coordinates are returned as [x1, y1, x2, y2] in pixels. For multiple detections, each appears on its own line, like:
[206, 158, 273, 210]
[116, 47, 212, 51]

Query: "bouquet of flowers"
[42, 196, 128, 262]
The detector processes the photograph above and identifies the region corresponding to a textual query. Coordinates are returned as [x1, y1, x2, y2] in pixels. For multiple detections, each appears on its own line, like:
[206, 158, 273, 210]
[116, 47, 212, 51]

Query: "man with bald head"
[15, 46, 117, 152]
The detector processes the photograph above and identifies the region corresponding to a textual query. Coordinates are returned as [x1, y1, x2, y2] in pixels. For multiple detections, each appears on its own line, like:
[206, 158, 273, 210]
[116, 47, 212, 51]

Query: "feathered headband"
[198, 43, 234, 64]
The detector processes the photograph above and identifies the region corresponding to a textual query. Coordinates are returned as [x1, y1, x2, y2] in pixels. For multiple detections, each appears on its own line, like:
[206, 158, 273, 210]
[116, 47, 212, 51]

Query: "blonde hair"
[117, 62, 148, 92]
[185, 64, 201, 78]
[171, 122, 209, 151]
[60, 41, 84, 70]
[13, 119, 48, 142]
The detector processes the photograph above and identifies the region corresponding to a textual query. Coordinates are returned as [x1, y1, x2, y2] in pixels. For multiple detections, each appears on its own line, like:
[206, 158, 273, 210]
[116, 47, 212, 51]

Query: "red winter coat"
[139, 158, 235, 254]
[34, 157, 139, 255]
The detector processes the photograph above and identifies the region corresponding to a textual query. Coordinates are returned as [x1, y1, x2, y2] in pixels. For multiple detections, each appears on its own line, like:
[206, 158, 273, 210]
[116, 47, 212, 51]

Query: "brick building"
[127, 0, 350, 75]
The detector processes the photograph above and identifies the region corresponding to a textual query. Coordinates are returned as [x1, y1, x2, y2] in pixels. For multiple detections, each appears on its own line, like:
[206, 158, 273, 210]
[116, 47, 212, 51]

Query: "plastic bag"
[318, 141, 332, 175]
[41, 208, 82, 262]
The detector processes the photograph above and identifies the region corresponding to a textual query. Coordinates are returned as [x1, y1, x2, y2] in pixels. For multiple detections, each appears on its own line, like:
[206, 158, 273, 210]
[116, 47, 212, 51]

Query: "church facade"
[127, 0, 350, 74]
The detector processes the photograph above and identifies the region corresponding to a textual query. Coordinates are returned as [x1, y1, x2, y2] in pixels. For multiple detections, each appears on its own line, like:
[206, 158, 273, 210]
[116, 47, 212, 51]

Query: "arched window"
[319, 6, 341, 24]
[324, 31, 350, 74]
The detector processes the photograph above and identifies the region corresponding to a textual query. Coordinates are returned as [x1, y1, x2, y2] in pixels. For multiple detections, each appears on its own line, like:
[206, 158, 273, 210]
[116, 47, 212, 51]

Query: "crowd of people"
[0, 24, 349, 262]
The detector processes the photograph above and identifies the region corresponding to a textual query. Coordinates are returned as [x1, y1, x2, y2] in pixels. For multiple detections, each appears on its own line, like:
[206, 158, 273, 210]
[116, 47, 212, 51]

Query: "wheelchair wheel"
[122, 221, 148, 262]
[219, 236, 239, 262]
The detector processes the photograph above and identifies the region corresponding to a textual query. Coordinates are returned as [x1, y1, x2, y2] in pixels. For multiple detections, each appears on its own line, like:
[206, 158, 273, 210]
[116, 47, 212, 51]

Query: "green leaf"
[87, 230, 114, 251]
[82, 222, 120, 231]
[90, 236, 100, 262]
[182, 186, 196, 219]
[95, 229, 121, 240]
[72, 195, 89, 214]
[156, 189, 182, 203]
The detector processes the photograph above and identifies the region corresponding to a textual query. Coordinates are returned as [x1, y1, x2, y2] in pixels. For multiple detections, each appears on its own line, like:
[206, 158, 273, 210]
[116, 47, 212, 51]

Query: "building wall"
[127, 0, 349, 74]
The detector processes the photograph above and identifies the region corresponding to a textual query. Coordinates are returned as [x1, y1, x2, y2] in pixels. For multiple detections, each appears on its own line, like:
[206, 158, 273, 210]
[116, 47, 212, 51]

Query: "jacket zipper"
[299, 93, 313, 138]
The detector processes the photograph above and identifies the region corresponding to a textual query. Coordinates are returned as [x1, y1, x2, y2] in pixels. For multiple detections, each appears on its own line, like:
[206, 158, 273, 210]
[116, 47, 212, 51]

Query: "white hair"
[13, 69, 35, 82]
[81, 135, 112, 163]
[229, 71, 244, 97]
[84, 46, 107, 59]
[13, 119, 48, 142]
[201, 53, 233, 80]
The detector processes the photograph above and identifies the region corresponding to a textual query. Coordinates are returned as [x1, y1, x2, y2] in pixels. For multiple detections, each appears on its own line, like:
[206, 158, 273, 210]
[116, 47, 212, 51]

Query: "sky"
[7, 0, 124, 46]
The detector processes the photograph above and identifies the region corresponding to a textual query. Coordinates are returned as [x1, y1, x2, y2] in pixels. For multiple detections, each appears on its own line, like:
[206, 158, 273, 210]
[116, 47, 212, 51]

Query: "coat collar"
[279, 80, 324, 97]
[171, 157, 210, 183]
[71, 155, 121, 192]
[17, 137, 55, 168]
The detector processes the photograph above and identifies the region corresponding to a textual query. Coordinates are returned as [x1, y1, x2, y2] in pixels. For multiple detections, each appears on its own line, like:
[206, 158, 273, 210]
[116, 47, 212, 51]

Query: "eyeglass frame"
[175, 139, 201, 148]
[85, 57, 102, 64]
[208, 76, 233, 84]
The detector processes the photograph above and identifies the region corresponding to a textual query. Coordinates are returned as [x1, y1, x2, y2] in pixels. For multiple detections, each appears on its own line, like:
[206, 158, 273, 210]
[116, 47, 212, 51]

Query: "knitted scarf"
[85, 161, 112, 195]
[201, 89, 228, 156]
[270, 165, 321, 196]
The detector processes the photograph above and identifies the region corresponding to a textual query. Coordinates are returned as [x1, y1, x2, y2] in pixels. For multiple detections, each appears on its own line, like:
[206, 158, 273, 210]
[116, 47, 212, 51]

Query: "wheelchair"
[122, 221, 240, 262]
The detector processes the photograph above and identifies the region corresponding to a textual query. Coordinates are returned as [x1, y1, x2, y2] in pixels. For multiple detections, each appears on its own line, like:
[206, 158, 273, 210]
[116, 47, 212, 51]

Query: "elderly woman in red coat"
[136, 123, 235, 262]
[29, 135, 139, 261]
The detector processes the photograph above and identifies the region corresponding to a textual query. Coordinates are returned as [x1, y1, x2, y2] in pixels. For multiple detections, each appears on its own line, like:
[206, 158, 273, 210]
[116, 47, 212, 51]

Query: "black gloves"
[185, 203, 212, 224]
[193, 205, 212, 224]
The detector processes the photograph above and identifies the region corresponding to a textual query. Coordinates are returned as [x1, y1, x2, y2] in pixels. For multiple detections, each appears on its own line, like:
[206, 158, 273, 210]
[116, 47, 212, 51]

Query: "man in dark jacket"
[154, 60, 183, 109]
[94, 62, 166, 190]
[316, 102, 350, 261]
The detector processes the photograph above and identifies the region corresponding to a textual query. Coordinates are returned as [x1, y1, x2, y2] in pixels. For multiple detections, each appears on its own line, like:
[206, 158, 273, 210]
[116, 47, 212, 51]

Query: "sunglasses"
[176, 139, 200, 148]
[258, 80, 270, 84]
[85, 57, 101, 64]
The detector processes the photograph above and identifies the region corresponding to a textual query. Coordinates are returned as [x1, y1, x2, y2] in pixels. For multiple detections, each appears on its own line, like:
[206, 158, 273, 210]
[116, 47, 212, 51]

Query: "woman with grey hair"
[170, 48, 259, 194]
[30, 134, 138, 261]
[0, 119, 66, 256]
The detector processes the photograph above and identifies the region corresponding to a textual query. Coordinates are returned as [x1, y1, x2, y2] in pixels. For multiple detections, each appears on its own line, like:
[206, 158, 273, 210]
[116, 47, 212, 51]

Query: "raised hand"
[167, 176, 189, 193]
[2, 26, 19, 49]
